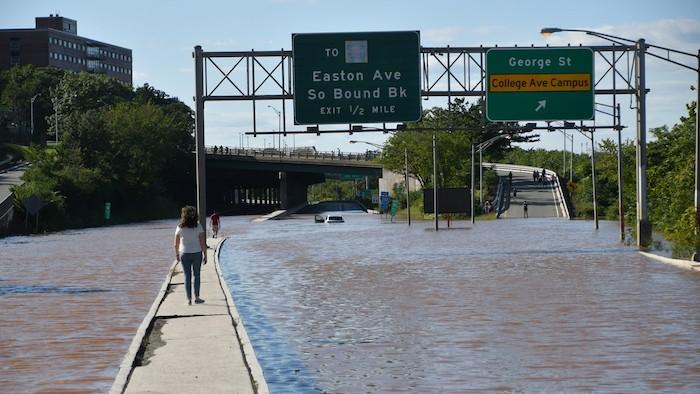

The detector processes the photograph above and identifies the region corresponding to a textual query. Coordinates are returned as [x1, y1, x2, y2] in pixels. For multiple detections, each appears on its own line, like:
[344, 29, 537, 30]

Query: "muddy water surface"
[219, 214, 700, 393]
[0, 220, 176, 393]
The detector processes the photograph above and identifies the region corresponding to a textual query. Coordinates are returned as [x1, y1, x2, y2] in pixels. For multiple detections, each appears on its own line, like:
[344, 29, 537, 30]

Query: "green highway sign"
[486, 47, 594, 121]
[293, 31, 421, 125]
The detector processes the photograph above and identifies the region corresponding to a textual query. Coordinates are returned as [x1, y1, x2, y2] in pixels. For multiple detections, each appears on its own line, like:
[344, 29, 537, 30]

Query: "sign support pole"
[635, 39, 651, 247]
[194, 45, 207, 234]
[694, 49, 700, 261]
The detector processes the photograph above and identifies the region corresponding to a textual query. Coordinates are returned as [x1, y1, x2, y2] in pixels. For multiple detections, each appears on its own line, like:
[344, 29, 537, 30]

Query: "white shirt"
[175, 224, 204, 254]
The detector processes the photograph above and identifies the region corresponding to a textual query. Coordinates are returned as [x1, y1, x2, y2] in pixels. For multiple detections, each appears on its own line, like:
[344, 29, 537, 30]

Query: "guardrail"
[0, 195, 14, 228]
[206, 146, 380, 162]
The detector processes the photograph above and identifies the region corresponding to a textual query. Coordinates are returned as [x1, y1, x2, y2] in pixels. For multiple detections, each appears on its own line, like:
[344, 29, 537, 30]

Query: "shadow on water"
[0, 285, 112, 296]
[219, 239, 321, 393]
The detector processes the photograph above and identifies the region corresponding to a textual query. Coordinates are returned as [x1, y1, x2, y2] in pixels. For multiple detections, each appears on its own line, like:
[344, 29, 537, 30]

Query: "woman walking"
[174, 206, 207, 305]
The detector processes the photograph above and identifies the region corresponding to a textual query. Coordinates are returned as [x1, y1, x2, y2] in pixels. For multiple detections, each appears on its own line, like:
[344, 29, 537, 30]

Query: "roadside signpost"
[293, 31, 421, 124]
[380, 191, 389, 211]
[486, 47, 594, 121]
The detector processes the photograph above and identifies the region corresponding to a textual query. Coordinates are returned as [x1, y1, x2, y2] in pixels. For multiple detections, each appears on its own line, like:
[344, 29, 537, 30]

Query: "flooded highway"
[219, 213, 700, 393]
[1, 213, 699, 392]
[0, 221, 175, 392]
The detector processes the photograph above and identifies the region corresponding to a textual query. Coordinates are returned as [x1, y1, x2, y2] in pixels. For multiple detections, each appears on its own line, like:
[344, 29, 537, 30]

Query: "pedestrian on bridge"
[210, 210, 220, 239]
[523, 201, 528, 218]
[175, 206, 207, 306]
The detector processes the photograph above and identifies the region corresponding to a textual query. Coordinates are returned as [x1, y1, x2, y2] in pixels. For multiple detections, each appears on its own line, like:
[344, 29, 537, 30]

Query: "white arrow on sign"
[535, 100, 547, 112]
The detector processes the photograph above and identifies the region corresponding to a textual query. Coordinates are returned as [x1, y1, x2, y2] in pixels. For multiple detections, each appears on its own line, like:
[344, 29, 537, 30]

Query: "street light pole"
[479, 148, 483, 206]
[405, 147, 411, 226]
[541, 27, 657, 247]
[562, 130, 567, 176]
[471, 143, 475, 224]
[267, 105, 281, 151]
[590, 127, 599, 230]
[616, 103, 625, 241]
[30, 94, 40, 137]
[433, 132, 438, 231]
[52, 96, 59, 144]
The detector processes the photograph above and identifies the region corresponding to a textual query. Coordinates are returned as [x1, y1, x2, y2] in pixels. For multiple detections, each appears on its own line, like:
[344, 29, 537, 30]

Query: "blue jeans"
[180, 252, 202, 300]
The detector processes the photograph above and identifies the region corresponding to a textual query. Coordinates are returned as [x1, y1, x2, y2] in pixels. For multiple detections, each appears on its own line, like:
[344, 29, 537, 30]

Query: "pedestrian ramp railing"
[494, 176, 510, 219]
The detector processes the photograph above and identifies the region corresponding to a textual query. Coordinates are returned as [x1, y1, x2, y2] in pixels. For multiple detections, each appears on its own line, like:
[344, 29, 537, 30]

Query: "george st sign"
[486, 47, 594, 122]
[293, 31, 421, 125]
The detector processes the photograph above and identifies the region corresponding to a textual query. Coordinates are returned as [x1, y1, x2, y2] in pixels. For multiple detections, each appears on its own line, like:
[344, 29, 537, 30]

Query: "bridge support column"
[279, 172, 288, 210]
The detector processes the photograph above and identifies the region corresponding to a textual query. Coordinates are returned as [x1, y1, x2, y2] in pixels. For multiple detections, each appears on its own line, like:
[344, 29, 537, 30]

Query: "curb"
[215, 237, 269, 393]
[109, 259, 178, 394]
[639, 251, 700, 272]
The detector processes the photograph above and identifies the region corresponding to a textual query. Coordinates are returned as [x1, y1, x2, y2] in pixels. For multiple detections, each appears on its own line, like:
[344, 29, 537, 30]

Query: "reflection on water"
[0, 220, 176, 392]
[219, 214, 700, 393]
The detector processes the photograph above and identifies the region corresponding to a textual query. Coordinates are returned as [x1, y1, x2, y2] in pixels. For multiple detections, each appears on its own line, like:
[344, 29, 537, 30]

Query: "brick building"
[0, 15, 132, 85]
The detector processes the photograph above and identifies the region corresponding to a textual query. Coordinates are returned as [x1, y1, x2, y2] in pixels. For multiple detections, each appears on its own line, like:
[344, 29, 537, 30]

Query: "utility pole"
[433, 132, 438, 231]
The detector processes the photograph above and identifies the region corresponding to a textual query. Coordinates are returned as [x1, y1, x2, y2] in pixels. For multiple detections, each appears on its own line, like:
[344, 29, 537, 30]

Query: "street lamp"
[267, 105, 281, 151]
[542, 27, 699, 252]
[349, 140, 382, 149]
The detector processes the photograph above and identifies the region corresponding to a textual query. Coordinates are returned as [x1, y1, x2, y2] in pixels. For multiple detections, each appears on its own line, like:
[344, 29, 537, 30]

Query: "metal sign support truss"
[193, 43, 641, 240]
[196, 44, 636, 136]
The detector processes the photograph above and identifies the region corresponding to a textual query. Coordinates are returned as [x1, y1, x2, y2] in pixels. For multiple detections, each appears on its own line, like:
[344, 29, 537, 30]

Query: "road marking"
[549, 182, 560, 218]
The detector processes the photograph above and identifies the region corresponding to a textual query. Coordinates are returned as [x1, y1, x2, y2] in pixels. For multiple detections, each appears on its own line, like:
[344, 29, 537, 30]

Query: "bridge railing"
[205, 146, 380, 162]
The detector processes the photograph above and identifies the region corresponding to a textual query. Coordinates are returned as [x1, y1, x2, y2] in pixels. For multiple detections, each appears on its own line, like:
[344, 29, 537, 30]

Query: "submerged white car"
[324, 215, 344, 223]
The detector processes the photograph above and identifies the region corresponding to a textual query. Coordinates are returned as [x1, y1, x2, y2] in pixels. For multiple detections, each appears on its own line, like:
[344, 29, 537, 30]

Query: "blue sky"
[3, 0, 699, 154]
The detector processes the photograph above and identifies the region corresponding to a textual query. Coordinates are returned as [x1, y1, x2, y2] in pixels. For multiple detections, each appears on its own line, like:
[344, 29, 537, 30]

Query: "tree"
[48, 71, 132, 142]
[381, 98, 537, 188]
[0, 65, 64, 144]
[647, 101, 697, 255]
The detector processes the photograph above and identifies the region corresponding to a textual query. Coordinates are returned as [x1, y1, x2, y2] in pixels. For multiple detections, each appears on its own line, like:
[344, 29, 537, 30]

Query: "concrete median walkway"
[112, 238, 267, 394]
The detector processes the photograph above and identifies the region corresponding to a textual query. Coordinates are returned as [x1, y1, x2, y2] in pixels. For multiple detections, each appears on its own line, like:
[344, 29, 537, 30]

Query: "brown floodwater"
[219, 213, 700, 393]
[0, 220, 176, 393]
[2, 214, 699, 393]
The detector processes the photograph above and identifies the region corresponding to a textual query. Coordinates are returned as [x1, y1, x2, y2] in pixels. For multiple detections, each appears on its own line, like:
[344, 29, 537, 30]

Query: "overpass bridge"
[204, 146, 383, 214]
[483, 163, 571, 220]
